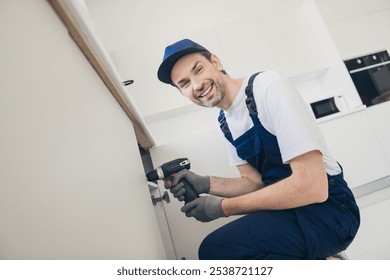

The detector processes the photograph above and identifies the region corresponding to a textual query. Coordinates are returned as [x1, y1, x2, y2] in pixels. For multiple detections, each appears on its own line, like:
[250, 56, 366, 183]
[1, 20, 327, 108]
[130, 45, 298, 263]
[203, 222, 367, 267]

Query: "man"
[157, 39, 360, 260]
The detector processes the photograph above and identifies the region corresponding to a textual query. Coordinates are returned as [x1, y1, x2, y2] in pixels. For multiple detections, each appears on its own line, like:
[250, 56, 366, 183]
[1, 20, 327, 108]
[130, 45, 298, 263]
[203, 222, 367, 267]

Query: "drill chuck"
[146, 166, 165, 181]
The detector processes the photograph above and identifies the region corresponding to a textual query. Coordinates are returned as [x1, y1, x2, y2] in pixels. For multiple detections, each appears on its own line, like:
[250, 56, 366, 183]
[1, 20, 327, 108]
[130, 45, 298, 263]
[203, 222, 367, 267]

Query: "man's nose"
[191, 77, 203, 91]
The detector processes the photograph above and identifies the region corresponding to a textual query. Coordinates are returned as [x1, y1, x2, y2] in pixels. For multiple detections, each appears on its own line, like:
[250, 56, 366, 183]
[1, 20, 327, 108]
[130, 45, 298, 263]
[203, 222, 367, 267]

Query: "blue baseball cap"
[157, 39, 209, 85]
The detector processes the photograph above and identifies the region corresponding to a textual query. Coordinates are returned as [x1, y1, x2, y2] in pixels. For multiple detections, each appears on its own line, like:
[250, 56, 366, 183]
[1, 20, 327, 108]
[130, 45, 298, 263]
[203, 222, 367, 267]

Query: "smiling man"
[157, 39, 360, 260]
[171, 52, 232, 108]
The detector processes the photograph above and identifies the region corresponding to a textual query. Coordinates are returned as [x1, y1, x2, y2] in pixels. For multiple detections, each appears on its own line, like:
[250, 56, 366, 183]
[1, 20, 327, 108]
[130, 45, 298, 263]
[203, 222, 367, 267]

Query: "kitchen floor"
[346, 185, 390, 259]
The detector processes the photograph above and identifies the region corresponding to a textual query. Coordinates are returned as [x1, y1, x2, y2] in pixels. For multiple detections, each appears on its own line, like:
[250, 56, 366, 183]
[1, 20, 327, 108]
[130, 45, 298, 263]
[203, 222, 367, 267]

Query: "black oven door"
[346, 51, 390, 107]
[350, 63, 390, 106]
[370, 64, 390, 104]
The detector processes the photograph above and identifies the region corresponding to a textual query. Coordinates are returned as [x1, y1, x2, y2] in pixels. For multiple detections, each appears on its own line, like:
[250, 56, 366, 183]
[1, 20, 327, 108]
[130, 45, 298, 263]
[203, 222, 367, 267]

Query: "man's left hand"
[181, 196, 226, 222]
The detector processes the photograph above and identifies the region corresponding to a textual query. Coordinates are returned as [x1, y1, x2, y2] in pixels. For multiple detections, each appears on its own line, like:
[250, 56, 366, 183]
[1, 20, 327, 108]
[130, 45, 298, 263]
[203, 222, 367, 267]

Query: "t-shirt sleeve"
[259, 78, 326, 163]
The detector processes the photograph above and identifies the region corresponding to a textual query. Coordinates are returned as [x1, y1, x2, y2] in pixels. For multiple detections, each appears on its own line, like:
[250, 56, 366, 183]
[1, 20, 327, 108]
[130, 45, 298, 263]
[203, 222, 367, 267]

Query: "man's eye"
[196, 66, 203, 74]
[181, 81, 189, 89]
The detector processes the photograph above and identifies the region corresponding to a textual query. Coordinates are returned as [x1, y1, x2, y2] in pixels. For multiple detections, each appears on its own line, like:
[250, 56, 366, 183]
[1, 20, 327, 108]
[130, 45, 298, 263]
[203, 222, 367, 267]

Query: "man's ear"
[210, 54, 222, 70]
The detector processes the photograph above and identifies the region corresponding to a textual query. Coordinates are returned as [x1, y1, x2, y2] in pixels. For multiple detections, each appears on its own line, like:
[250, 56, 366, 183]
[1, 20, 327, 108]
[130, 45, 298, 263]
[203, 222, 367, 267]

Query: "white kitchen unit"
[346, 185, 390, 259]
[261, 7, 328, 78]
[315, 0, 390, 59]
[319, 108, 390, 189]
[0, 0, 165, 259]
[214, 17, 282, 77]
[214, 5, 329, 78]
[366, 101, 390, 165]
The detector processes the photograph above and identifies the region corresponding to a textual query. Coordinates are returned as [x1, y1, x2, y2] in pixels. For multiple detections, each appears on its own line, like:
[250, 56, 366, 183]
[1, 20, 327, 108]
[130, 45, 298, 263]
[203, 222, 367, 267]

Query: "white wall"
[0, 0, 165, 259]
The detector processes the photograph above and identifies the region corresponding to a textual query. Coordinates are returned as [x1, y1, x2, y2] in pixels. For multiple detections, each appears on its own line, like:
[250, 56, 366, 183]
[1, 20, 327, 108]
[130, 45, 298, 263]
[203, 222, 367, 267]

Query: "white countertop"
[352, 175, 390, 198]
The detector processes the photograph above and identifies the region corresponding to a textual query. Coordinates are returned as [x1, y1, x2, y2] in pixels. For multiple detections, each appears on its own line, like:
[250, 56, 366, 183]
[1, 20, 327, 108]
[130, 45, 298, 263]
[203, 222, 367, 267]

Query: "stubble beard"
[196, 79, 226, 108]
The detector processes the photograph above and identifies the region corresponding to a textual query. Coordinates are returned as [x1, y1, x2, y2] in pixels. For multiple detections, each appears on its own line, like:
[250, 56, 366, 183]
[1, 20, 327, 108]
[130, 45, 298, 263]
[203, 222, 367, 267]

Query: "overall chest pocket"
[233, 126, 262, 160]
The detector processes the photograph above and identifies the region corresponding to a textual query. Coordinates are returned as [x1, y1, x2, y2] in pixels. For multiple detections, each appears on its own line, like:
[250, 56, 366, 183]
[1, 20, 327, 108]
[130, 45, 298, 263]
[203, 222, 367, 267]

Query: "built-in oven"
[344, 50, 390, 107]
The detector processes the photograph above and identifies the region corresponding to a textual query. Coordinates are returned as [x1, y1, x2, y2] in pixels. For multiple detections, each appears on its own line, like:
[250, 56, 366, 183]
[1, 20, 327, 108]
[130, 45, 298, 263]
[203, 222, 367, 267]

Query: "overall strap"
[218, 72, 262, 144]
[218, 110, 233, 143]
[245, 72, 261, 125]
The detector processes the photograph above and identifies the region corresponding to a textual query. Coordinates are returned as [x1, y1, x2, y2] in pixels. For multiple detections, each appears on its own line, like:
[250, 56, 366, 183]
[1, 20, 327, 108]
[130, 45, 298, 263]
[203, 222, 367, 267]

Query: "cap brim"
[157, 47, 203, 85]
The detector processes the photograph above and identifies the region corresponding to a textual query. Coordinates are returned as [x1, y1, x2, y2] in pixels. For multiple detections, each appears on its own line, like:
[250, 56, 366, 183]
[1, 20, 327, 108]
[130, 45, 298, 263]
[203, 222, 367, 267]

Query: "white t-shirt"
[217, 71, 341, 175]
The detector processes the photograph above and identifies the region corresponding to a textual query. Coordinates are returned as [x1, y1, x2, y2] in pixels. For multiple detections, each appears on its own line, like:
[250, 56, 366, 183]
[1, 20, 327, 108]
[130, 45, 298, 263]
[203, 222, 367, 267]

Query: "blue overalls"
[198, 73, 360, 260]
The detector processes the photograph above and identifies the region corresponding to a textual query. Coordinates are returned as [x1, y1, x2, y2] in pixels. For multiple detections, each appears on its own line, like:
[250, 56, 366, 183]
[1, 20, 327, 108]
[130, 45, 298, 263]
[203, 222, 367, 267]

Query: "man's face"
[171, 53, 226, 108]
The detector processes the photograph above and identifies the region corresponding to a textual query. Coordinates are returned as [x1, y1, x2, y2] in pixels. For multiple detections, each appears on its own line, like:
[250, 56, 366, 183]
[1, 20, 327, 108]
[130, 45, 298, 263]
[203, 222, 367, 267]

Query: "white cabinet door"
[326, 14, 386, 59]
[319, 110, 390, 188]
[316, 0, 389, 59]
[366, 102, 390, 166]
[0, 0, 167, 260]
[214, 17, 281, 77]
[262, 7, 328, 77]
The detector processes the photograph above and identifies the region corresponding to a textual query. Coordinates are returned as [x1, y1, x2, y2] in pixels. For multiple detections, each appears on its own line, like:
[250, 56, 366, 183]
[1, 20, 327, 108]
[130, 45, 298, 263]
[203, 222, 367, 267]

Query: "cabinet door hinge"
[151, 191, 170, 206]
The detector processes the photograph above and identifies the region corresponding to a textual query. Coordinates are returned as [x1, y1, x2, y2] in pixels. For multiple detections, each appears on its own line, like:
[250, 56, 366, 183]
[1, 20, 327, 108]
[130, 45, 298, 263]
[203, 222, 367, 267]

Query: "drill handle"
[181, 178, 199, 203]
[165, 175, 199, 203]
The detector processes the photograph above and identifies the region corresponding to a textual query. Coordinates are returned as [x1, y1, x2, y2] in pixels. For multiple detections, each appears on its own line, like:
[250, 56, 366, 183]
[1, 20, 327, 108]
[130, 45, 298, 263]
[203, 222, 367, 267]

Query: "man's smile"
[198, 83, 213, 98]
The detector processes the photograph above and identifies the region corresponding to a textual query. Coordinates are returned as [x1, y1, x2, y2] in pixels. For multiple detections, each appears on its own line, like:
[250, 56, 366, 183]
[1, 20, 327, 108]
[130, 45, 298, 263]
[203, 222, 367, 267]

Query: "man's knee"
[198, 232, 218, 260]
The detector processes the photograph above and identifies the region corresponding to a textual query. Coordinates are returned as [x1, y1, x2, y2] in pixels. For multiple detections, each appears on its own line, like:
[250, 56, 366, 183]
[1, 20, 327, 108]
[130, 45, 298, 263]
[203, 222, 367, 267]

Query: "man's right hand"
[164, 169, 210, 202]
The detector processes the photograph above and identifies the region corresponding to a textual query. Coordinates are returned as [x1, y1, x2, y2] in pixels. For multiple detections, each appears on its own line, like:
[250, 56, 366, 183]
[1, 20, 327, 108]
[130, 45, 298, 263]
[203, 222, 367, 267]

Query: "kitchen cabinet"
[314, 0, 367, 23]
[326, 14, 386, 59]
[214, 17, 281, 76]
[261, 7, 328, 78]
[0, 0, 165, 259]
[319, 109, 390, 189]
[215, 6, 329, 79]
[366, 101, 390, 166]
[315, 0, 390, 60]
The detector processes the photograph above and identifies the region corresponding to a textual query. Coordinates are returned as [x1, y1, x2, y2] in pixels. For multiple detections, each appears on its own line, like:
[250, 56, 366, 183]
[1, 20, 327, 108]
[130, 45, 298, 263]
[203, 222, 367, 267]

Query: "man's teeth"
[200, 84, 212, 98]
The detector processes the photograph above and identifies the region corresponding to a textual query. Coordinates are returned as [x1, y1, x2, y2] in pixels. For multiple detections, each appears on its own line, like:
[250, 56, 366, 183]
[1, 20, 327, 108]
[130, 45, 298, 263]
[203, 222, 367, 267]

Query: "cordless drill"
[146, 158, 199, 203]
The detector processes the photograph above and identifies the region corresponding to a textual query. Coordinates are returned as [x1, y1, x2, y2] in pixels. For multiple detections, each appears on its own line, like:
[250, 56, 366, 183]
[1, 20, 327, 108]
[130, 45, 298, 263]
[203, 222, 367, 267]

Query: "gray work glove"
[181, 196, 225, 222]
[165, 169, 210, 202]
